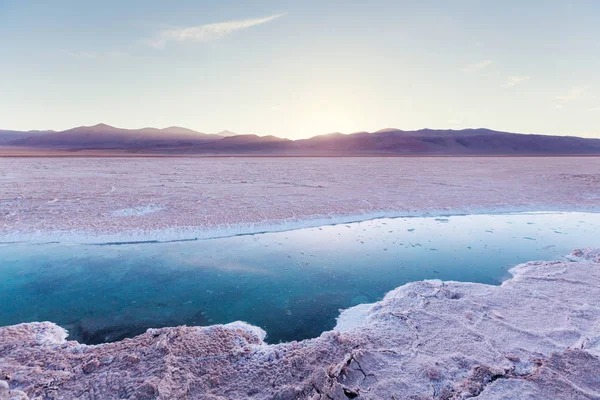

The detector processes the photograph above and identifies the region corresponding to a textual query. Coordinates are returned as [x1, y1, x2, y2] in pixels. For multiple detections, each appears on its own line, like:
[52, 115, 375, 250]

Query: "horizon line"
[2, 123, 600, 141]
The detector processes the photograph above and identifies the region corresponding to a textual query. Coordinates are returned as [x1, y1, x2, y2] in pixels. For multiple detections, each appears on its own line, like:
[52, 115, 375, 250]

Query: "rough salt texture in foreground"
[2, 157, 600, 240]
[1, 249, 599, 399]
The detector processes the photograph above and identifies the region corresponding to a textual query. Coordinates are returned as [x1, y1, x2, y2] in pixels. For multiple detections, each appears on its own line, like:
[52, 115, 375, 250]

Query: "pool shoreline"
[1, 248, 599, 399]
[2, 207, 600, 245]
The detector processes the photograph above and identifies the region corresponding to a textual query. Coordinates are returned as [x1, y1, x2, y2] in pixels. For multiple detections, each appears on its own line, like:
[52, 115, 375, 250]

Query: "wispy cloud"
[503, 76, 531, 87]
[62, 50, 128, 59]
[554, 87, 586, 108]
[461, 60, 492, 73]
[149, 13, 285, 49]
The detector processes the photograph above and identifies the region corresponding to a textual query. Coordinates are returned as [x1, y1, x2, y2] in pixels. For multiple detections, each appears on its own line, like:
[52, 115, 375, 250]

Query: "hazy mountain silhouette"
[216, 130, 240, 137]
[293, 128, 600, 155]
[11, 124, 222, 148]
[0, 129, 54, 144]
[4, 124, 600, 155]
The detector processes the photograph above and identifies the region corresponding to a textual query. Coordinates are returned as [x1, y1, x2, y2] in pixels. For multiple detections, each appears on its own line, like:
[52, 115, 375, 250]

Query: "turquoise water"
[1, 212, 599, 344]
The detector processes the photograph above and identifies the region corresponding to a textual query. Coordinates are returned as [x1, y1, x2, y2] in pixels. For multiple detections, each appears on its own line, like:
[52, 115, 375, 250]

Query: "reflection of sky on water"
[1, 212, 599, 345]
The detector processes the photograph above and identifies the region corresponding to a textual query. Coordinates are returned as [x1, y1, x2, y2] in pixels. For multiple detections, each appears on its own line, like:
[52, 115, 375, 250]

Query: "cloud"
[587, 106, 600, 112]
[149, 13, 285, 48]
[504, 76, 531, 87]
[461, 60, 492, 73]
[554, 87, 586, 108]
[63, 50, 128, 59]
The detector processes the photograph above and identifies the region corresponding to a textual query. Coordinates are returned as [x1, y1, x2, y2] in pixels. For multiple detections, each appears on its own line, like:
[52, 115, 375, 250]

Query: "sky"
[1, 0, 599, 139]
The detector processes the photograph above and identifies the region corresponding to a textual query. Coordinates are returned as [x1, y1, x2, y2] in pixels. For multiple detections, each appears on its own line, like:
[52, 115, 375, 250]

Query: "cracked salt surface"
[1, 212, 599, 347]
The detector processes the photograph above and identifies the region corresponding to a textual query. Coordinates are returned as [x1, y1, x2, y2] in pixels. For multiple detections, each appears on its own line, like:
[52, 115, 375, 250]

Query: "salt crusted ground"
[2, 156, 600, 398]
[1, 248, 599, 399]
[1, 157, 600, 241]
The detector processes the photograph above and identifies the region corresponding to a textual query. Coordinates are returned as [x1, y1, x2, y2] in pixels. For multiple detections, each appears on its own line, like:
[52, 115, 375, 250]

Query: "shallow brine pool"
[1, 212, 599, 344]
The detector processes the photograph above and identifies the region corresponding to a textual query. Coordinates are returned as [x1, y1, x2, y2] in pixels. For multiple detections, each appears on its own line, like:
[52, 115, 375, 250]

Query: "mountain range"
[2, 123, 600, 156]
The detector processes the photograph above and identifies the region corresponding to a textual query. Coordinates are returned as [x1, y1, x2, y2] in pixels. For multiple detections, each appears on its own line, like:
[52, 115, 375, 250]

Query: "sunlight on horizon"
[1, 1, 599, 139]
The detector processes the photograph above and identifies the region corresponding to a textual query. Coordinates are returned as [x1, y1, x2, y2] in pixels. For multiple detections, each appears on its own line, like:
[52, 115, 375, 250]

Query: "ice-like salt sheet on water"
[1, 209, 596, 245]
[334, 302, 373, 332]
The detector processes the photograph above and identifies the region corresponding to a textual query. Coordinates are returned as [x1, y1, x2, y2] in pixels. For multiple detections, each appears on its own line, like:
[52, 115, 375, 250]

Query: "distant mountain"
[3, 125, 600, 155]
[0, 129, 53, 144]
[10, 124, 222, 148]
[192, 135, 293, 153]
[216, 130, 240, 137]
[292, 128, 600, 155]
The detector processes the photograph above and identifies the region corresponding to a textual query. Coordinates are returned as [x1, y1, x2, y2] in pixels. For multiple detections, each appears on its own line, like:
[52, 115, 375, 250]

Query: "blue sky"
[1, 0, 599, 138]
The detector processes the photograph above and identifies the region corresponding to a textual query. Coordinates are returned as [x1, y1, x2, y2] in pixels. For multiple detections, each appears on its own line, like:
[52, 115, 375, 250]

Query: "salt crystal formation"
[1, 249, 599, 399]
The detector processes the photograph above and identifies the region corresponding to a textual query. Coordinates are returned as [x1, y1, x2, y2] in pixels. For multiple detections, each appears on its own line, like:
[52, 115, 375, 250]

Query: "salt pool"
[1, 212, 599, 344]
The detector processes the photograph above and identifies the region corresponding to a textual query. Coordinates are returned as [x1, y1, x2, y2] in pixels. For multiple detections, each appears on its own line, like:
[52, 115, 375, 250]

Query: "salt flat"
[1, 157, 600, 241]
[1, 156, 600, 399]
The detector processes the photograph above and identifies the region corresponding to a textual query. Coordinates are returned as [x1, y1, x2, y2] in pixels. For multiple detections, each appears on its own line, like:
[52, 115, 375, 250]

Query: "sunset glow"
[1, 1, 599, 138]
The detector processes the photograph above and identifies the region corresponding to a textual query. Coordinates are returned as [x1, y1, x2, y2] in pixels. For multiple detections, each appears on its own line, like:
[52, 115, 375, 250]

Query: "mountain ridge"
[3, 124, 600, 155]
